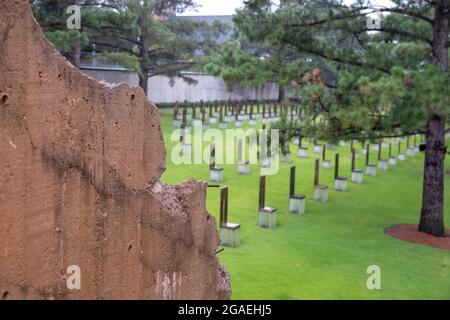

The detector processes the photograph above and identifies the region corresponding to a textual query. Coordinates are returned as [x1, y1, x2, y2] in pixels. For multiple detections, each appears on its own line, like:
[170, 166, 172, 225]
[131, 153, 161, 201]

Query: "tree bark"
[139, 33, 149, 96]
[139, 69, 149, 97]
[278, 86, 285, 102]
[69, 0, 81, 68]
[419, 115, 446, 237]
[137, 5, 151, 97]
[69, 44, 81, 68]
[431, 2, 450, 70]
[418, 2, 449, 237]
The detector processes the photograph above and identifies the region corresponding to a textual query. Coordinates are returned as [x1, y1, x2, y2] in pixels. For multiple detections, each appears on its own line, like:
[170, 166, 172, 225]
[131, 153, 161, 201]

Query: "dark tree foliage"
[31, 0, 229, 94]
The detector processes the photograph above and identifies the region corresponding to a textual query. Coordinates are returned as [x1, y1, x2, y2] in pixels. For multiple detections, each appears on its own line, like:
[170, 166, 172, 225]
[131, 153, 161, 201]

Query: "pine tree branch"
[91, 42, 136, 55]
[281, 37, 391, 74]
[380, 7, 434, 25]
[284, 6, 434, 28]
[148, 61, 196, 76]
[79, 3, 121, 11]
[358, 28, 433, 45]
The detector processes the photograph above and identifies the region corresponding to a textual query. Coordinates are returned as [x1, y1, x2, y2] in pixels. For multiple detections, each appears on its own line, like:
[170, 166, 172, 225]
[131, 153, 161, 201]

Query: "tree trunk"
[69, 0, 81, 68]
[69, 44, 81, 68]
[278, 86, 285, 102]
[139, 34, 149, 96]
[139, 70, 148, 97]
[418, 2, 449, 237]
[419, 115, 446, 237]
[431, 2, 449, 70]
[137, 7, 150, 97]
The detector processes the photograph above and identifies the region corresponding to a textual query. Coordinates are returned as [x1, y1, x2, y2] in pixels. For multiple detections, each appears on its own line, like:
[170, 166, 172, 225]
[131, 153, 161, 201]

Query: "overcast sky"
[180, 0, 394, 16]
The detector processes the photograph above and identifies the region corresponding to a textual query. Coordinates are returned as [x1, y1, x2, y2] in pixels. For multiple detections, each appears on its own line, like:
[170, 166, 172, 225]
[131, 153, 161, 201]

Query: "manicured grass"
[159, 109, 450, 300]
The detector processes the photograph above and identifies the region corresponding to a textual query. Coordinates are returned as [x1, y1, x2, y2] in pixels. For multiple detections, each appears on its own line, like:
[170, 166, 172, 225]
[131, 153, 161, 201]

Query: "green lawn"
[159, 108, 450, 300]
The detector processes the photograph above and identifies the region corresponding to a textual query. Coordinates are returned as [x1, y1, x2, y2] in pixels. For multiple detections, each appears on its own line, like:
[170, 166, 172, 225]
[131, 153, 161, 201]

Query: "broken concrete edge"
[148, 179, 232, 299]
[0, 0, 230, 300]
[37, 4, 228, 246]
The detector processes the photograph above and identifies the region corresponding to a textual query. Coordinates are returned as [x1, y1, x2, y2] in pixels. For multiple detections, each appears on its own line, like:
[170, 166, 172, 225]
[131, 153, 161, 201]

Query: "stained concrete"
[0, 0, 230, 300]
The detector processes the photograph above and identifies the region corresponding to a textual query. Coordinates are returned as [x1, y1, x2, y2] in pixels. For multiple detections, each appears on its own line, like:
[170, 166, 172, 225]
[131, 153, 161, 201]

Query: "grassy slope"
[159, 109, 450, 300]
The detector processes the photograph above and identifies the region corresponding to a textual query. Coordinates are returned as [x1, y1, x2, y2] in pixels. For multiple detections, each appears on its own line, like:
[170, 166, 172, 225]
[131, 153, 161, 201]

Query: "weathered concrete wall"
[0, 0, 230, 300]
[80, 68, 280, 103]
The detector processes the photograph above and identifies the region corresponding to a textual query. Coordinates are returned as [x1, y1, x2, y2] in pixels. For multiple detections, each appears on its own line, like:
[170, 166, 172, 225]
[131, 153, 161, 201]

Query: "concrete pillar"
[334, 177, 348, 192]
[298, 147, 308, 158]
[378, 159, 389, 171]
[220, 223, 240, 248]
[351, 170, 364, 183]
[314, 145, 323, 154]
[258, 208, 277, 228]
[209, 168, 224, 182]
[289, 196, 306, 214]
[322, 159, 332, 169]
[209, 117, 217, 124]
[314, 185, 329, 202]
[366, 164, 377, 176]
[406, 147, 416, 156]
[237, 162, 250, 175]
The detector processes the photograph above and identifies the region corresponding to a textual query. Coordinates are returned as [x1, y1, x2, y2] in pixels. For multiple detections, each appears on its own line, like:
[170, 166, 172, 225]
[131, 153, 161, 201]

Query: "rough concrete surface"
[0, 0, 230, 300]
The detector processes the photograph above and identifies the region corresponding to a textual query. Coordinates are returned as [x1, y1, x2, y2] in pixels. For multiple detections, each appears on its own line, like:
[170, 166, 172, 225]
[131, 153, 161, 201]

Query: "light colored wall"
[147, 74, 279, 103]
[80, 67, 140, 87]
[80, 67, 279, 103]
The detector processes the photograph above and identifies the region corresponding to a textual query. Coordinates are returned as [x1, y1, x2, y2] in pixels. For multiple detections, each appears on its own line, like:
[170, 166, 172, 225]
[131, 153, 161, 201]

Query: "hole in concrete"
[128, 245, 133, 251]
[131, 94, 136, 102]
[2, 291, 9, 300]
[1, 94, 8, 104]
